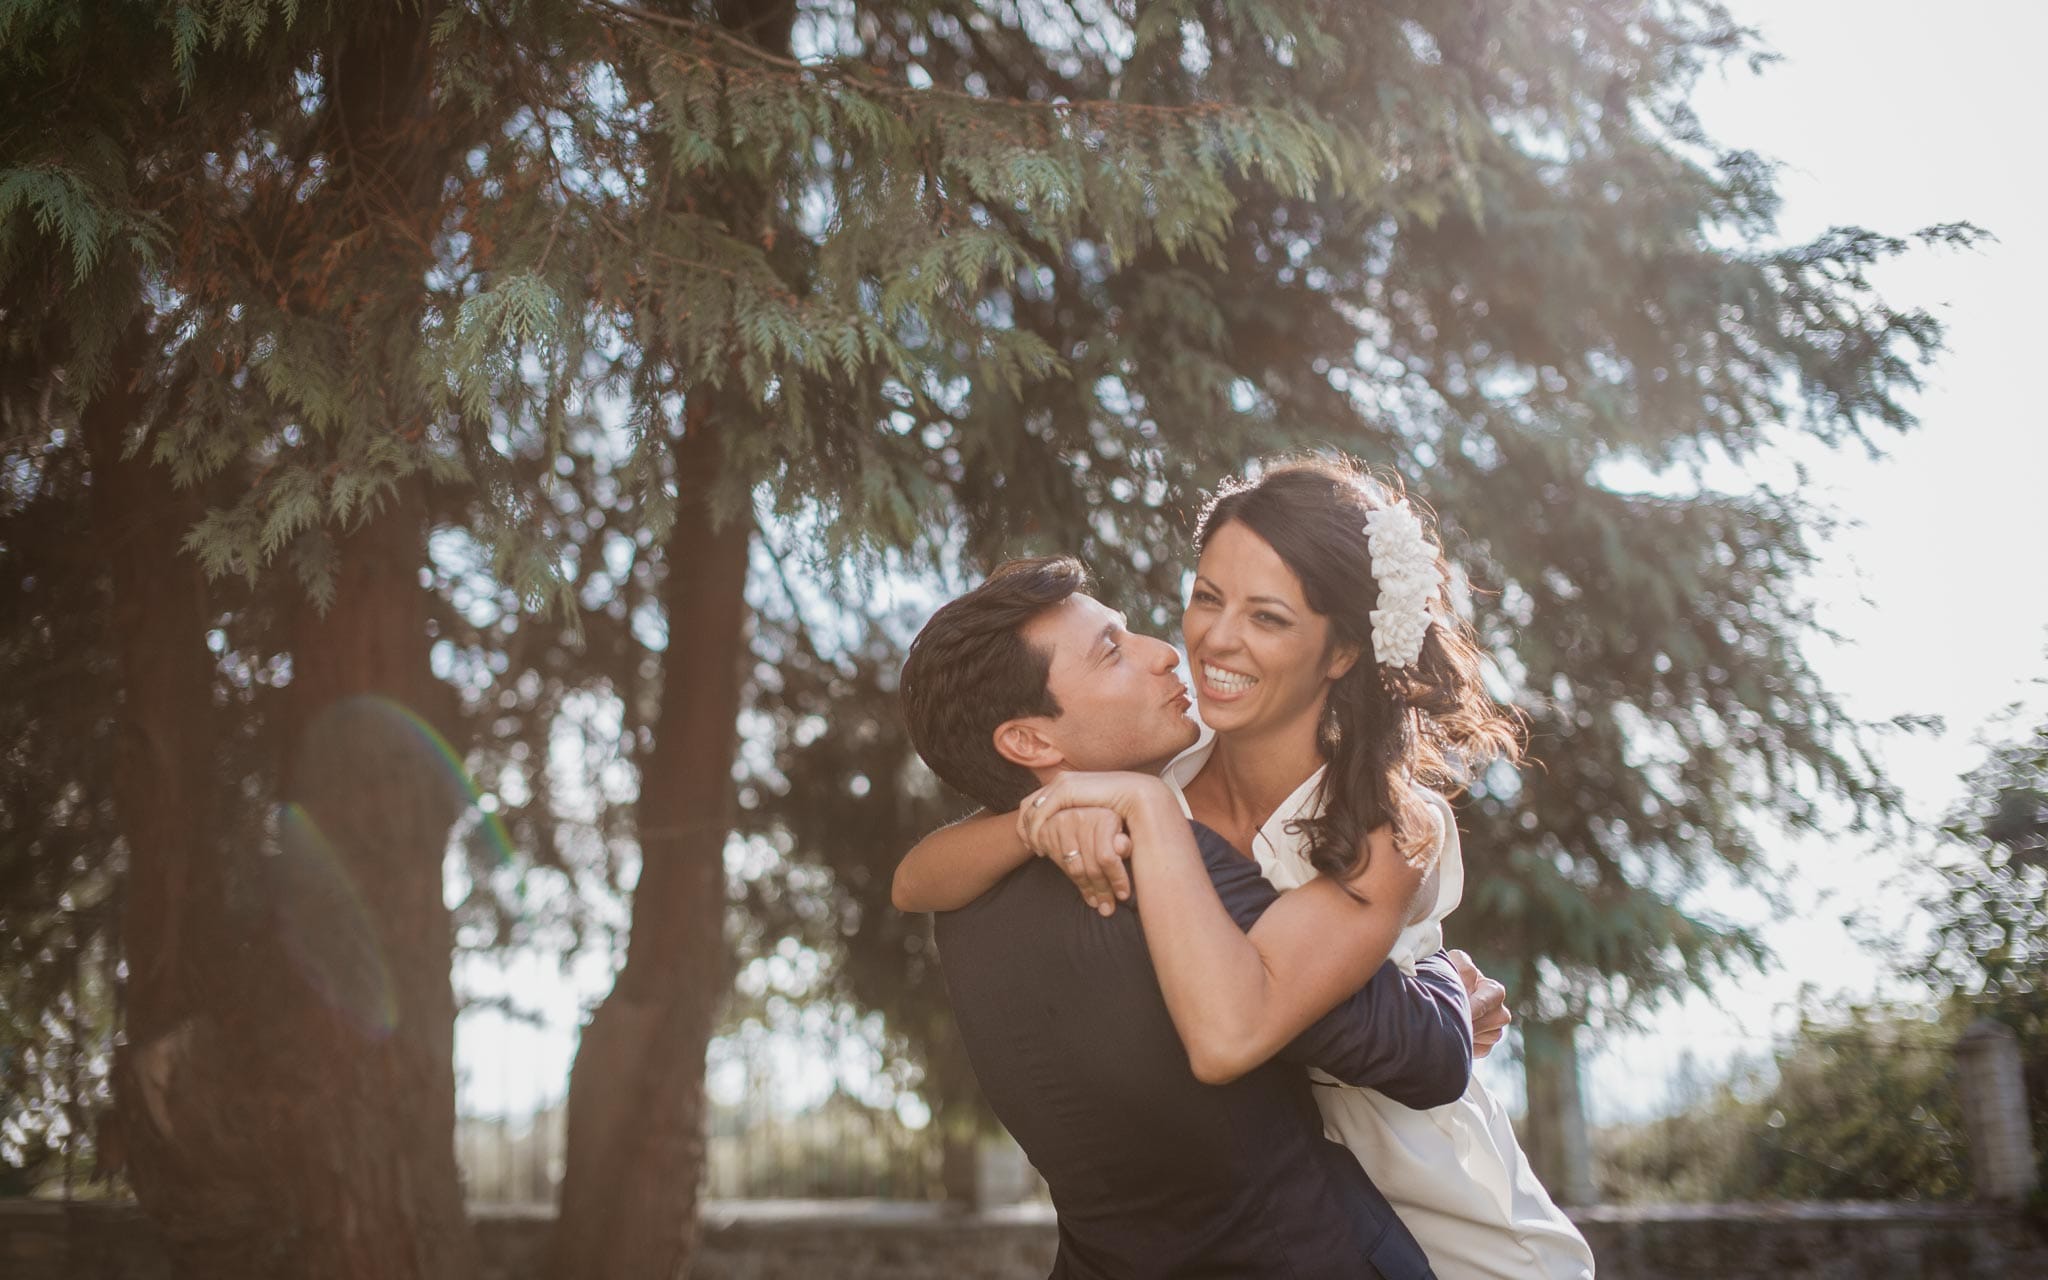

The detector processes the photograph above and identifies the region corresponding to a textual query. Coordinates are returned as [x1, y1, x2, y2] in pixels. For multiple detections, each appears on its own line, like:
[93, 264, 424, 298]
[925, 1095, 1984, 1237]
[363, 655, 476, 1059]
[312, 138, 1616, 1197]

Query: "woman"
[894, 458, 1595, 1278]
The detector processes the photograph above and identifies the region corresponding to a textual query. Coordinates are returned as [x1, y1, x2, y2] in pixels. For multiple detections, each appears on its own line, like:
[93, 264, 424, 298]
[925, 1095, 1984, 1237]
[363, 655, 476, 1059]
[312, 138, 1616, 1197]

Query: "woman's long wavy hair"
[1194, 457, 1524, 883]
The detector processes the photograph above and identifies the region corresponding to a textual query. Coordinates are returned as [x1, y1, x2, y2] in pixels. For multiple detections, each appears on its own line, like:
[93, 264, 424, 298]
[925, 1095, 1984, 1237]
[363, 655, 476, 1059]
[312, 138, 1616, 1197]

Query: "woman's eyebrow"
[1192, 575, 1296, 612]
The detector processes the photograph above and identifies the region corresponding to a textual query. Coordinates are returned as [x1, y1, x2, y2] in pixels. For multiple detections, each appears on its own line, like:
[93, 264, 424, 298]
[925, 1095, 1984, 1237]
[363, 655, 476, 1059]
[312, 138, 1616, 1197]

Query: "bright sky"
[1555, 0, 2048, 1121]
[454, 2, 2048, 1128]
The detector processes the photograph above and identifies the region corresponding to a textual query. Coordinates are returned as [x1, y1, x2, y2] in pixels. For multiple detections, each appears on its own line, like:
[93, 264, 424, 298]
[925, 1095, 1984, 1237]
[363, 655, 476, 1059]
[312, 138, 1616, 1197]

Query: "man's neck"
[1035, 749, 1180, 794]
[1134, 749, 1179, 778]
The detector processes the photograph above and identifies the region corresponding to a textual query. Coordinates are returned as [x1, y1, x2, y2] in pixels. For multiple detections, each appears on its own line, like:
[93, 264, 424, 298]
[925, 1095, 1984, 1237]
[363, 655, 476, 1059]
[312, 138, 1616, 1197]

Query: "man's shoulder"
[932, 858, 1150, 998]
[934, 858, 1115, 940]
[931, 858, 1035, 933]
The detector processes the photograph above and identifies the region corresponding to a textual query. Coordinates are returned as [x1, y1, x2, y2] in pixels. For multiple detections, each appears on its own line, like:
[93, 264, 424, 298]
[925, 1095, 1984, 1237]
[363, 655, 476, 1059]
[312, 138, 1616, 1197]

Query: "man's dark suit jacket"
[934, 821, 1471, 1280]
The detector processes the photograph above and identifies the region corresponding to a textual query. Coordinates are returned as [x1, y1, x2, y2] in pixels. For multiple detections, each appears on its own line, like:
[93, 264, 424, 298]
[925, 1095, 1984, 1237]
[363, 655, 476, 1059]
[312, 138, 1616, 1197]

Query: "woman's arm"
[1020, 772, 1427, 1084]
[892, 804, 1132, 914]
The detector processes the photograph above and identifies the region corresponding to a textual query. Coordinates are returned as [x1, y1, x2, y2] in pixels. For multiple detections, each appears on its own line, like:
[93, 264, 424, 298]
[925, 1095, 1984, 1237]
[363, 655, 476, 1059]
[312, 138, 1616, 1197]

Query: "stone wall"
[1573, 1202, 2048, 1279]
[6, 1198, 2045, 1278]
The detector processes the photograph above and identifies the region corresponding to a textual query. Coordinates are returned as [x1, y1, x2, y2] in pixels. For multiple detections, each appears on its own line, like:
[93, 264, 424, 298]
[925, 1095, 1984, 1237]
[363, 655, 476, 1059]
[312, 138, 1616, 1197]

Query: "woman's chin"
[1195, 693, 1253, 728]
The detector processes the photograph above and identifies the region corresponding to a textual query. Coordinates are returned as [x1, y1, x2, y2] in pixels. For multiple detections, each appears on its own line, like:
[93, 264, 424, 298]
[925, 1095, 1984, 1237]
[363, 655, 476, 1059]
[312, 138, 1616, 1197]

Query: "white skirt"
[1313, 1069, 1596, 1278]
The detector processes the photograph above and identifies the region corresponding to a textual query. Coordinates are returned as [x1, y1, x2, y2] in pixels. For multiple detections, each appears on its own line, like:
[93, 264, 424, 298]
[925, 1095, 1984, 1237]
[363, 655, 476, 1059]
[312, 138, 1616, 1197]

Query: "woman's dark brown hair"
[1195, 457, 1523, 883]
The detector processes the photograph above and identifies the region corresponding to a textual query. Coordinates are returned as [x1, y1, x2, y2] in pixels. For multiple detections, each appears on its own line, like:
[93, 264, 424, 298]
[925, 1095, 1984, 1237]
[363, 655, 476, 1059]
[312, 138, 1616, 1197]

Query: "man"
[898, 556, 1506, 1279]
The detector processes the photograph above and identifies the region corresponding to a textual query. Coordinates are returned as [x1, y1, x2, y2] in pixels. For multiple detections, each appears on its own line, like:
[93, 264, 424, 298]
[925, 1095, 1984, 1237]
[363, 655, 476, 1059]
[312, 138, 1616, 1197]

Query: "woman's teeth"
[1203, 664, 1258, 694]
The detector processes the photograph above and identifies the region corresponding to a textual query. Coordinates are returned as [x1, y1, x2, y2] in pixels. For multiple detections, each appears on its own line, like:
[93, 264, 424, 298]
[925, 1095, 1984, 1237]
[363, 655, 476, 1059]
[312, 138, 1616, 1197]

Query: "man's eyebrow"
[1089, 620, 1122, 665]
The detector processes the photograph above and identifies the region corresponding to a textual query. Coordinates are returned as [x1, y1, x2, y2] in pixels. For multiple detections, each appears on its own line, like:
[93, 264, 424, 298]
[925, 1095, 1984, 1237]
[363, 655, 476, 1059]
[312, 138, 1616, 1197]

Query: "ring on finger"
[1062, 850, 1080, 863]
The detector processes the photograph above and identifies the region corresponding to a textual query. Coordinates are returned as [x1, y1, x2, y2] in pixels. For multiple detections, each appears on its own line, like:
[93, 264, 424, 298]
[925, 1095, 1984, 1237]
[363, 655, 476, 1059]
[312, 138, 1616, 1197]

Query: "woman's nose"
[1201, 612, 1240, 654]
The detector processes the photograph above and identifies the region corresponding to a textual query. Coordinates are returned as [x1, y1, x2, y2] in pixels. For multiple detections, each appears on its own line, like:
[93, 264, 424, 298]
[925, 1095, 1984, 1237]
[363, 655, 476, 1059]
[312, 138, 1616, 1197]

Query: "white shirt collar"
[1161, 720, 1330, 864]
[1161, 722, 1465, 932]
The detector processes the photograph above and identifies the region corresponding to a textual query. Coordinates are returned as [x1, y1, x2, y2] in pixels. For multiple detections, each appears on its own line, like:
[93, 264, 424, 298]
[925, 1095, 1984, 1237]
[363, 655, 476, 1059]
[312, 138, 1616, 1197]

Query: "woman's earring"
[1320, 700, 1343, 751]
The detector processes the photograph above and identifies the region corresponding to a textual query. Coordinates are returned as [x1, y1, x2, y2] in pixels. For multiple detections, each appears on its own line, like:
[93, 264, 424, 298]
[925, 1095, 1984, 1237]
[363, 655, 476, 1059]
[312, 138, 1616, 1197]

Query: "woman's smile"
[1199, 661, 1260, 700]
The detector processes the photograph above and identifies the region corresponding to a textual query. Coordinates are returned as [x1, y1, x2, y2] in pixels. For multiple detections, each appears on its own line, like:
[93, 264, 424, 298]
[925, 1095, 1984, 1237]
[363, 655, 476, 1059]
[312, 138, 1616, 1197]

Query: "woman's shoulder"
[1400, 781, 1452, 835]
[1406, 784, 1465, 922]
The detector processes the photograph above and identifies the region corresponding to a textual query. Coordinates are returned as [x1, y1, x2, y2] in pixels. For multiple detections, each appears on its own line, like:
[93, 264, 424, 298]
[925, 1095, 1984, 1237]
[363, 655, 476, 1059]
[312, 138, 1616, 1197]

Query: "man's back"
[935, 826, 1439, 1279]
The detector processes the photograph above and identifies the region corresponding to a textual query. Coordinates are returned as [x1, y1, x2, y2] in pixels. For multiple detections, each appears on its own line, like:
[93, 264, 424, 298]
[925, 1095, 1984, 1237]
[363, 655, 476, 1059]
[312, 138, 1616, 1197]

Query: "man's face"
[1017, 593, 1200, 777]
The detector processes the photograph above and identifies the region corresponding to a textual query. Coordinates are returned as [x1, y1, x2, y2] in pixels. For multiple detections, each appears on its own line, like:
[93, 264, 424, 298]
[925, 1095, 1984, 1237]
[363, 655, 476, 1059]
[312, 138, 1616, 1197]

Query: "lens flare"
[358, 695, 516, 869]
[269, 695, 517, 1035]
[271, 801, 401, 1038]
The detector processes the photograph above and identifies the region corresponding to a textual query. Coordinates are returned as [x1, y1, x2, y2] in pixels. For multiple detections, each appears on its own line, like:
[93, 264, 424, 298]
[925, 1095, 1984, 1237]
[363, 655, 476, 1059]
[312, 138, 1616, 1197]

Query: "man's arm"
[1195, 826, 1473, 1109]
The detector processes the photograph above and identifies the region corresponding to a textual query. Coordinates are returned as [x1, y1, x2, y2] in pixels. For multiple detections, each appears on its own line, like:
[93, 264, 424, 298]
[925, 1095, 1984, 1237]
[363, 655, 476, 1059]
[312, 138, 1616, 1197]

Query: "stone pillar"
[1522, 1018, 1596, 1206]
[1957, 1018, 2039, 1201]
[939, 1128, 978, 1206]
[973, 1130, 1038, 1211]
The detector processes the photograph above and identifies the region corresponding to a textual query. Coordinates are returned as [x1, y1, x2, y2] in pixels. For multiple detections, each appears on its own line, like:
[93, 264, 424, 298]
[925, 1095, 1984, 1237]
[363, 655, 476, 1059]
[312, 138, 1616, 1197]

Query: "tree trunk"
[1521, 1018, 1596, 1206]
[548, 399, 754, 1280]
[88, 314, 479, 1276]
[549, 2, 791, 1268]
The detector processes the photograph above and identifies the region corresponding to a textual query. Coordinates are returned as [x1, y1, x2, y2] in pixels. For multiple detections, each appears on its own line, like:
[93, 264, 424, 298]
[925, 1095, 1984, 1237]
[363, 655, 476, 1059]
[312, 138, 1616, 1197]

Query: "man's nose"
[1146, 636, 1179, 672]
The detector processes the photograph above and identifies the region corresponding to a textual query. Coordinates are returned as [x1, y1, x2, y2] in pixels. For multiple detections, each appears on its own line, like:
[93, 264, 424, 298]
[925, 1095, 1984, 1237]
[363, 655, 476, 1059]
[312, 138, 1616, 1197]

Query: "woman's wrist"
[1121, 778, 1186, 844]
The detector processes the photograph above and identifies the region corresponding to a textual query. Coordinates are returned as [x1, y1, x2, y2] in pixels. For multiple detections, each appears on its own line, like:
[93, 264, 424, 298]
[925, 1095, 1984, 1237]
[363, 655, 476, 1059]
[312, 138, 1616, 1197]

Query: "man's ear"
[1324, 639, 1362, 683]
[993, 717, 1064, 772]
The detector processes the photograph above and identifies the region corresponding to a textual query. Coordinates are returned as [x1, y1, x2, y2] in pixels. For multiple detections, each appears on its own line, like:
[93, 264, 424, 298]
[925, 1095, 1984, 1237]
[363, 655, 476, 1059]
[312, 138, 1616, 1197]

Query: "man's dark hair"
[900, 556, 1086, 810]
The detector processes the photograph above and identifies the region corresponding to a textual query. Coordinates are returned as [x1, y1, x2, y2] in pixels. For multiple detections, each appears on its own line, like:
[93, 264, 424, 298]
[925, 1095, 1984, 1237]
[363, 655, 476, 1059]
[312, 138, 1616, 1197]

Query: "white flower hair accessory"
[1362, 499, 1443, 668]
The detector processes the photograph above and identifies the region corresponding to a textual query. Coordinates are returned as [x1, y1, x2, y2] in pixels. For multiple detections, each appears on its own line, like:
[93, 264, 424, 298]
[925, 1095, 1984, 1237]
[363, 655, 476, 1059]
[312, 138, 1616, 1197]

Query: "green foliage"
[1601, 694, 2048, 1206]
[1913, 689, 2048, 1189]
[6, 0, 1365, 609]
[1595, 1004, 1969, 1203]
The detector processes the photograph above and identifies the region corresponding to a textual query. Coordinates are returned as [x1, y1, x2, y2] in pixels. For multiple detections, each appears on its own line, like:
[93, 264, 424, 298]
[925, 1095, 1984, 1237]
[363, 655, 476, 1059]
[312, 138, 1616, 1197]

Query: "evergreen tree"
[4, 0, 1979, 1273]
[5, 0, 1355, 1273]
[6, 2, 509, 1272]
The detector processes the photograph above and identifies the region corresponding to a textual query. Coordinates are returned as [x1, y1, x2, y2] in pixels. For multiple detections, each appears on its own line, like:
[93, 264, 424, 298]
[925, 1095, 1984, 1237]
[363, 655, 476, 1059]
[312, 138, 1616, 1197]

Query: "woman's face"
[1182, 520, 1358, 741]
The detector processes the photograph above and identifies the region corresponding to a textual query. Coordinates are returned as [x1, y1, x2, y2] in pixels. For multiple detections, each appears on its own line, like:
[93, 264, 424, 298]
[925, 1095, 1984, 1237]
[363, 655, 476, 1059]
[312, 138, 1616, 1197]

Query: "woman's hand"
[1034, 806, 1132, 916]
[1020, 773, 1172, 916]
